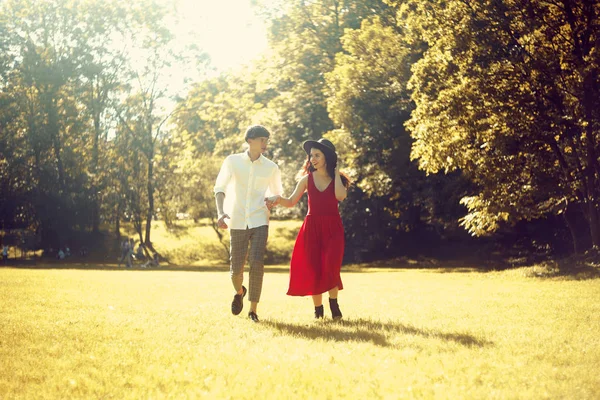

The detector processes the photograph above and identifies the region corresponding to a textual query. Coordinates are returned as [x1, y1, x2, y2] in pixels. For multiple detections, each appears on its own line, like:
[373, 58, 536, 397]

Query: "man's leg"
[247, 225, 268, 315]
[230, 229, 250, 315]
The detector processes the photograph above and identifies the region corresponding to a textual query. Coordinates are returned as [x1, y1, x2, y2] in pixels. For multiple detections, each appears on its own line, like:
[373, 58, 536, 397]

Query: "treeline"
[1, 0, 599, 260]
[0, 0, 206, 252]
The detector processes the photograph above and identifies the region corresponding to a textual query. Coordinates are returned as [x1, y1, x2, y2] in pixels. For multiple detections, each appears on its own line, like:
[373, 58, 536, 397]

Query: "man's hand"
[265, 195, 280, 210]
[217, 213, 230, 229]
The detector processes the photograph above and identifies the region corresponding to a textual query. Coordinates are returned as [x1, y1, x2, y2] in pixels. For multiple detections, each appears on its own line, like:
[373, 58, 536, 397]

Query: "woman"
[268, 138, 351, 319]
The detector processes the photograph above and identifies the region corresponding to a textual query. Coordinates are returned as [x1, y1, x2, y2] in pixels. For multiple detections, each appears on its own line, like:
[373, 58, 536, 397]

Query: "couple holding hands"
[214, 125, 351, 322]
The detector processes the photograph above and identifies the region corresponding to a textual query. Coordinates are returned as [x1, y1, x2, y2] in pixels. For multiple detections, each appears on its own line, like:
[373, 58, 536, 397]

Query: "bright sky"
[173, 0, 269, 72]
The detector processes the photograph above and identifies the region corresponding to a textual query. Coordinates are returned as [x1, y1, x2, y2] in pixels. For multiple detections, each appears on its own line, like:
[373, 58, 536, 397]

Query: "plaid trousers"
[229, 225, 269, 303]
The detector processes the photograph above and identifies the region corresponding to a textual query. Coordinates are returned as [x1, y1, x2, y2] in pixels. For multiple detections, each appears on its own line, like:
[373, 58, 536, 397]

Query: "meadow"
[1, 263, 599, 399]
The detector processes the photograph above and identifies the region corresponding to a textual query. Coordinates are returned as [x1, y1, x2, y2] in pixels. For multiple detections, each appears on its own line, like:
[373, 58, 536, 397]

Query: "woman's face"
[310, 148, 327, 170]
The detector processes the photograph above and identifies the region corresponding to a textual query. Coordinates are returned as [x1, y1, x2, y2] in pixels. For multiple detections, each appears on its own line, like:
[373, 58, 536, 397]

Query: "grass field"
[1, 265, 599, 399]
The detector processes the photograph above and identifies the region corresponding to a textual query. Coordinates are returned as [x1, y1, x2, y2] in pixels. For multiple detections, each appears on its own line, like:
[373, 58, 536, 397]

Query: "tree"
[114, 0, 207, 251]
[1, 0, 111, 245]
[404, 0, 600, 252]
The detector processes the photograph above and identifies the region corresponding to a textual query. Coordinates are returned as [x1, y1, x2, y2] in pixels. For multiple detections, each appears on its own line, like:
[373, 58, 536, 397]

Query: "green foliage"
[0, 0, 208, 250]
[0, 0, 132, 242]
[4, 0, 598, 261]
[404, 0, 600, 248]
[324, 15, 471, 257]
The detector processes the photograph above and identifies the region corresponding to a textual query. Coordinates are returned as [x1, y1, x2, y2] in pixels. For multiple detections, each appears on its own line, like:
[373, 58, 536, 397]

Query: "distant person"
[79, 246, 88, 257]
[135, 244, 145, 261]
[267, 138, 351, 319]
[65, 246, 71, 257]
[57, 249, 65, 260]
[118, 238, 132, 268]
[214, 124, 283, 322]
[2, 245, 8, 263]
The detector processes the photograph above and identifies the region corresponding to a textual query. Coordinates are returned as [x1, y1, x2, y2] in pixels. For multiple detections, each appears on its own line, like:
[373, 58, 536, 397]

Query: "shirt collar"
[244, 151, 264, 164]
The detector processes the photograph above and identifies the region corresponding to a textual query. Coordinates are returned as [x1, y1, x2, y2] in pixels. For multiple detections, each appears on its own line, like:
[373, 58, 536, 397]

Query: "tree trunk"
[144, 152, 154, 250]
[46, 94, 65, 189]
[91, 101, 101, 233]
[586, 201, 600, 248]
[563, 211, 581, 254]
[115, 203, 121, 239]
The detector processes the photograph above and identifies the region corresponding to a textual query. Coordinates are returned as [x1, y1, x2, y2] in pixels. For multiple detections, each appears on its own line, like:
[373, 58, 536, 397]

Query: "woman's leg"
[312, 294, 324, 319]
[312, 294, 322, 307]
[328, 287, 342, 319]
[328, 286, 338, 299]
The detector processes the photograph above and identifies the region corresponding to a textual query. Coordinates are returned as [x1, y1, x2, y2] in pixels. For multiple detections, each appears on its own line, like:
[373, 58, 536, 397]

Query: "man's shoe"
[314, 305, 324, 319]
[231, 286, 247, 315]
[329, 298, 343, 320]
[248, 311, 259, 323]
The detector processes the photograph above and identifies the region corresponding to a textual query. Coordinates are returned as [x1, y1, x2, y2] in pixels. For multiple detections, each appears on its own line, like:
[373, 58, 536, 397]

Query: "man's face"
[249, 136, 270, 153]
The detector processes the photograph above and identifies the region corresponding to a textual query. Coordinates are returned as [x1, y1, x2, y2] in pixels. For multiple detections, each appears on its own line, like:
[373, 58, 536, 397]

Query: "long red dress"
[287, 172, 344, 296]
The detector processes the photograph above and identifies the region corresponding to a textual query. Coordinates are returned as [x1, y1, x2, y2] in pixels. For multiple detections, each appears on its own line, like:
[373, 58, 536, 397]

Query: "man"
[214, 125, 283, 322]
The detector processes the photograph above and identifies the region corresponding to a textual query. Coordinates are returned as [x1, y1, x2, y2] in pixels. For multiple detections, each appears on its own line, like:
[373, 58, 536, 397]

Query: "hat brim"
[302, 140, 337, 166]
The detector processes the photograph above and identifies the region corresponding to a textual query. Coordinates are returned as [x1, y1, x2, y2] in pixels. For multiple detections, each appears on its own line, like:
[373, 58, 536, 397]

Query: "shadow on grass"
[262, 317, 492, 349]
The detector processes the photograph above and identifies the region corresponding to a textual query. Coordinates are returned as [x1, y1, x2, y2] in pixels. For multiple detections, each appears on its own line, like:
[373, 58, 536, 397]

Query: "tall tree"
[404, 0, 600, 252]
[1, 0, 101, 245]
[115, 0, 207, 250]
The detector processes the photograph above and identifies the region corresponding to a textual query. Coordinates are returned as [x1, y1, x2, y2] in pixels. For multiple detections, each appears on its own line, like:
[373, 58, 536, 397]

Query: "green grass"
[1, 266, 599, 399]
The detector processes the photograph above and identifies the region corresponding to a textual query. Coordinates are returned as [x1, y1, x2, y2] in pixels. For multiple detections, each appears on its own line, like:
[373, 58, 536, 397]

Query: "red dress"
[287, 172, 344, 296]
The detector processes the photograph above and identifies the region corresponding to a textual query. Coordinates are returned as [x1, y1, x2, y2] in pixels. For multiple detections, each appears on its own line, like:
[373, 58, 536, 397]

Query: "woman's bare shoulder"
[298, 174, 309, 183]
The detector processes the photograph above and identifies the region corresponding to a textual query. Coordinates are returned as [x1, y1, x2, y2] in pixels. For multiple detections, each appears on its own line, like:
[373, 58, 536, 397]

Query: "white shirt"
[214, 152, 283, 230]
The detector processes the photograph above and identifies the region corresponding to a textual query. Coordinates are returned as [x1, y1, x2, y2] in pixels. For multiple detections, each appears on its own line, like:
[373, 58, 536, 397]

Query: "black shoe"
[314, 305, 324, 319]
[231, 286, 247, 315]
[329, 298, 342, 320]
[248, 311, 259, 323]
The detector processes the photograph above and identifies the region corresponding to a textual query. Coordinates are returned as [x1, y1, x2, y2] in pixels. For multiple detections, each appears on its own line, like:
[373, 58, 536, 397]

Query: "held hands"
[265, 195, 281, 210]
[217, 213, 230, 229]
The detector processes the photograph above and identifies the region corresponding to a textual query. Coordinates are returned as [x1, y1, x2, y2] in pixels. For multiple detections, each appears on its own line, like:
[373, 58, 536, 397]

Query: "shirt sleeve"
[267, 165, 283, 196]
[214, 156, 232, 195]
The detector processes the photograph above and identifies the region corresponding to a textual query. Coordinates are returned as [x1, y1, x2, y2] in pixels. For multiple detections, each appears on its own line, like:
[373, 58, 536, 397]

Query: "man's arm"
[268, 165, 284, 197]
[214, 157, 232, 229]
[215, 192, 229, 229]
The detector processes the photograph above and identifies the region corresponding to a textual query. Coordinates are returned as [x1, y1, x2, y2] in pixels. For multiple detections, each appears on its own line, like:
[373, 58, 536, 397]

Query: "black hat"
[302, 138, 337, 167]
[244, 125, 270, 141]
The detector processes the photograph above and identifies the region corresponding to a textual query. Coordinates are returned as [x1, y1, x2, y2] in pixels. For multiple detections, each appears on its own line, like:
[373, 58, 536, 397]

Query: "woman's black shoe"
[329, 298, 342, 320]
[314, 305, 324, 319]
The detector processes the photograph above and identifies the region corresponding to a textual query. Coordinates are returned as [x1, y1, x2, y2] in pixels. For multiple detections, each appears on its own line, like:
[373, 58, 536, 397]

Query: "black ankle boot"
[329, 298, 342, 320]
[314, 305, 324, 319]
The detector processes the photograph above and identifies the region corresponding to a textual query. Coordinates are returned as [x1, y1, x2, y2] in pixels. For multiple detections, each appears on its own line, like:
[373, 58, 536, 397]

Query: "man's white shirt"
[214, 152, 283, 230]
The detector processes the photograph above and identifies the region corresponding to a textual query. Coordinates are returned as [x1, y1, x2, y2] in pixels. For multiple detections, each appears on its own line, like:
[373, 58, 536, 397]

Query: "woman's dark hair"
[297, 151, 351, 189]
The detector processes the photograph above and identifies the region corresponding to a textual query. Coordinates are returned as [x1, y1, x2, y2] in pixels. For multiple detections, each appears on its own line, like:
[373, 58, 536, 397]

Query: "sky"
[173, 0, 269, 72]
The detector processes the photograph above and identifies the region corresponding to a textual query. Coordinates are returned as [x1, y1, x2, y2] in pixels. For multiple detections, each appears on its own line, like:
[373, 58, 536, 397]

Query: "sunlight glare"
[174, 0, 268, 72]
